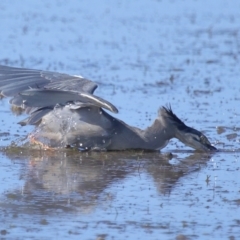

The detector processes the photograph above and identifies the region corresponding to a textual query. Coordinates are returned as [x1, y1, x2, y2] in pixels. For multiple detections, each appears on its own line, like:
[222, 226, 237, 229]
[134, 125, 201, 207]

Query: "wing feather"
[0, 65, 118, 125]
[10, 89, 118, 113]
[0, 65, 98, 95]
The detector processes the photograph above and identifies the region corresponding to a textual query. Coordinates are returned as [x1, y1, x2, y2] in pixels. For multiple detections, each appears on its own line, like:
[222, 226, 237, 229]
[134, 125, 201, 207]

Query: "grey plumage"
[10, 89, 118, 113]
[0, 65, 117, 125]
[0, 65, 217, 151]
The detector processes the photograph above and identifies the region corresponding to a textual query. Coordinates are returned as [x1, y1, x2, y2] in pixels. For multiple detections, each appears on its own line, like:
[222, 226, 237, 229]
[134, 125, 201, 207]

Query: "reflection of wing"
[0, 65, 118, 125]
[0, 65, 97, 96]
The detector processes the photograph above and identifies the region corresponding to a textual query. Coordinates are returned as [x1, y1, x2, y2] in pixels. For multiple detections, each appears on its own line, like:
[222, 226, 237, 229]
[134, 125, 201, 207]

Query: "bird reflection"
[1, 149, 213, 215]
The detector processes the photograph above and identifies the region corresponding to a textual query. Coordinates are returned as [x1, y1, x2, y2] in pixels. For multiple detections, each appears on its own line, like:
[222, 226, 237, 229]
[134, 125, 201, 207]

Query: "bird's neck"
[143, 119, 175, 150]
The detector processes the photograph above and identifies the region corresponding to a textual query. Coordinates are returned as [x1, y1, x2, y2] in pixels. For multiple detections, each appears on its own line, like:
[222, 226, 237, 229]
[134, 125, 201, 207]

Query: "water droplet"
[102, 139, 105, 143]
[79, 143, 83, 146]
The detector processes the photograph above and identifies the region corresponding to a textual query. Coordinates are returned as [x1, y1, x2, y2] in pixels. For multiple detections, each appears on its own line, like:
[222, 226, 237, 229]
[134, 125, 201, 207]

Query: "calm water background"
[0, 0, 240, 239]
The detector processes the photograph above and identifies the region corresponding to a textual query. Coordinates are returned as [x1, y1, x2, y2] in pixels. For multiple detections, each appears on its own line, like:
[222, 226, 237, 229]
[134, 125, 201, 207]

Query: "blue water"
[0, 0, 240, 239]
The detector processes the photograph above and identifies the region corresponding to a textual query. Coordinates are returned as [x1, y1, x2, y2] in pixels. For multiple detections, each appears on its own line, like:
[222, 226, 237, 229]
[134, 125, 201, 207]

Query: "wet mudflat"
[0, 0, 240, 239]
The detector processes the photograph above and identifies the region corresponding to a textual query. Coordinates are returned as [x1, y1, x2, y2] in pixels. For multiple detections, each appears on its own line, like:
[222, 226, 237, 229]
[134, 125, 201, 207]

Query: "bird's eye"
[191, 135, 200, 142]
[200, 135, 207, 143]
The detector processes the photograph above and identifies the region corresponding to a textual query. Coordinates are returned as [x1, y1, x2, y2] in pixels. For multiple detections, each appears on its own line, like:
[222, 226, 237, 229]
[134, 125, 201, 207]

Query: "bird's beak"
[177, 128, 217, 152]
[196, 133, 217, 152]
[198, 141, 217, 152]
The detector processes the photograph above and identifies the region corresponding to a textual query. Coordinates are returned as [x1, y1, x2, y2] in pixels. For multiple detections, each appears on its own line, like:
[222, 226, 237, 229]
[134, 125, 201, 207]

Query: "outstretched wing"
[0, 65, 97, 96]
[0, 65, 118, 125]
[11, 89, 118, 113]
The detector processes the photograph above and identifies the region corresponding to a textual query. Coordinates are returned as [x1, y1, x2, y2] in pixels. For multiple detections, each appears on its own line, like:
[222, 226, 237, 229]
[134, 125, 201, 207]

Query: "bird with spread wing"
[0, 65, 216, 151]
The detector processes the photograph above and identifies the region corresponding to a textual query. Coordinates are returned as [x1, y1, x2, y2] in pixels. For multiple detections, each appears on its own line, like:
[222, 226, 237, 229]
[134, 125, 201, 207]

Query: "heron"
[0, 65, 216, 152]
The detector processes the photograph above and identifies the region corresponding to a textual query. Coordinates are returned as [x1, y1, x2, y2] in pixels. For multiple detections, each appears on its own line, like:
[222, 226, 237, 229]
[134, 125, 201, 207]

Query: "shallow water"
[0, 0, 240, 239]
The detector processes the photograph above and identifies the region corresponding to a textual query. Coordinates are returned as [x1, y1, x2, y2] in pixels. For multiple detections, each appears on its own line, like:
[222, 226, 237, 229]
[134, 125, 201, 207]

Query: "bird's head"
[176, 127, 217, 152]
[160, 106, 217, 152]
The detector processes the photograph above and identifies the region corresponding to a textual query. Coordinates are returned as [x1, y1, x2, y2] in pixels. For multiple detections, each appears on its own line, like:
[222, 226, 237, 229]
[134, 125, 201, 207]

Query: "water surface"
[0, 0, 240, 239]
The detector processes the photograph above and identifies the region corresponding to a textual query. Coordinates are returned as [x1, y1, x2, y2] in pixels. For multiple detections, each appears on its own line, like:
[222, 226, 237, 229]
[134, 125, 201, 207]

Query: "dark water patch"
[226, 133, 238, 140]
[216, 126, 226, 134]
